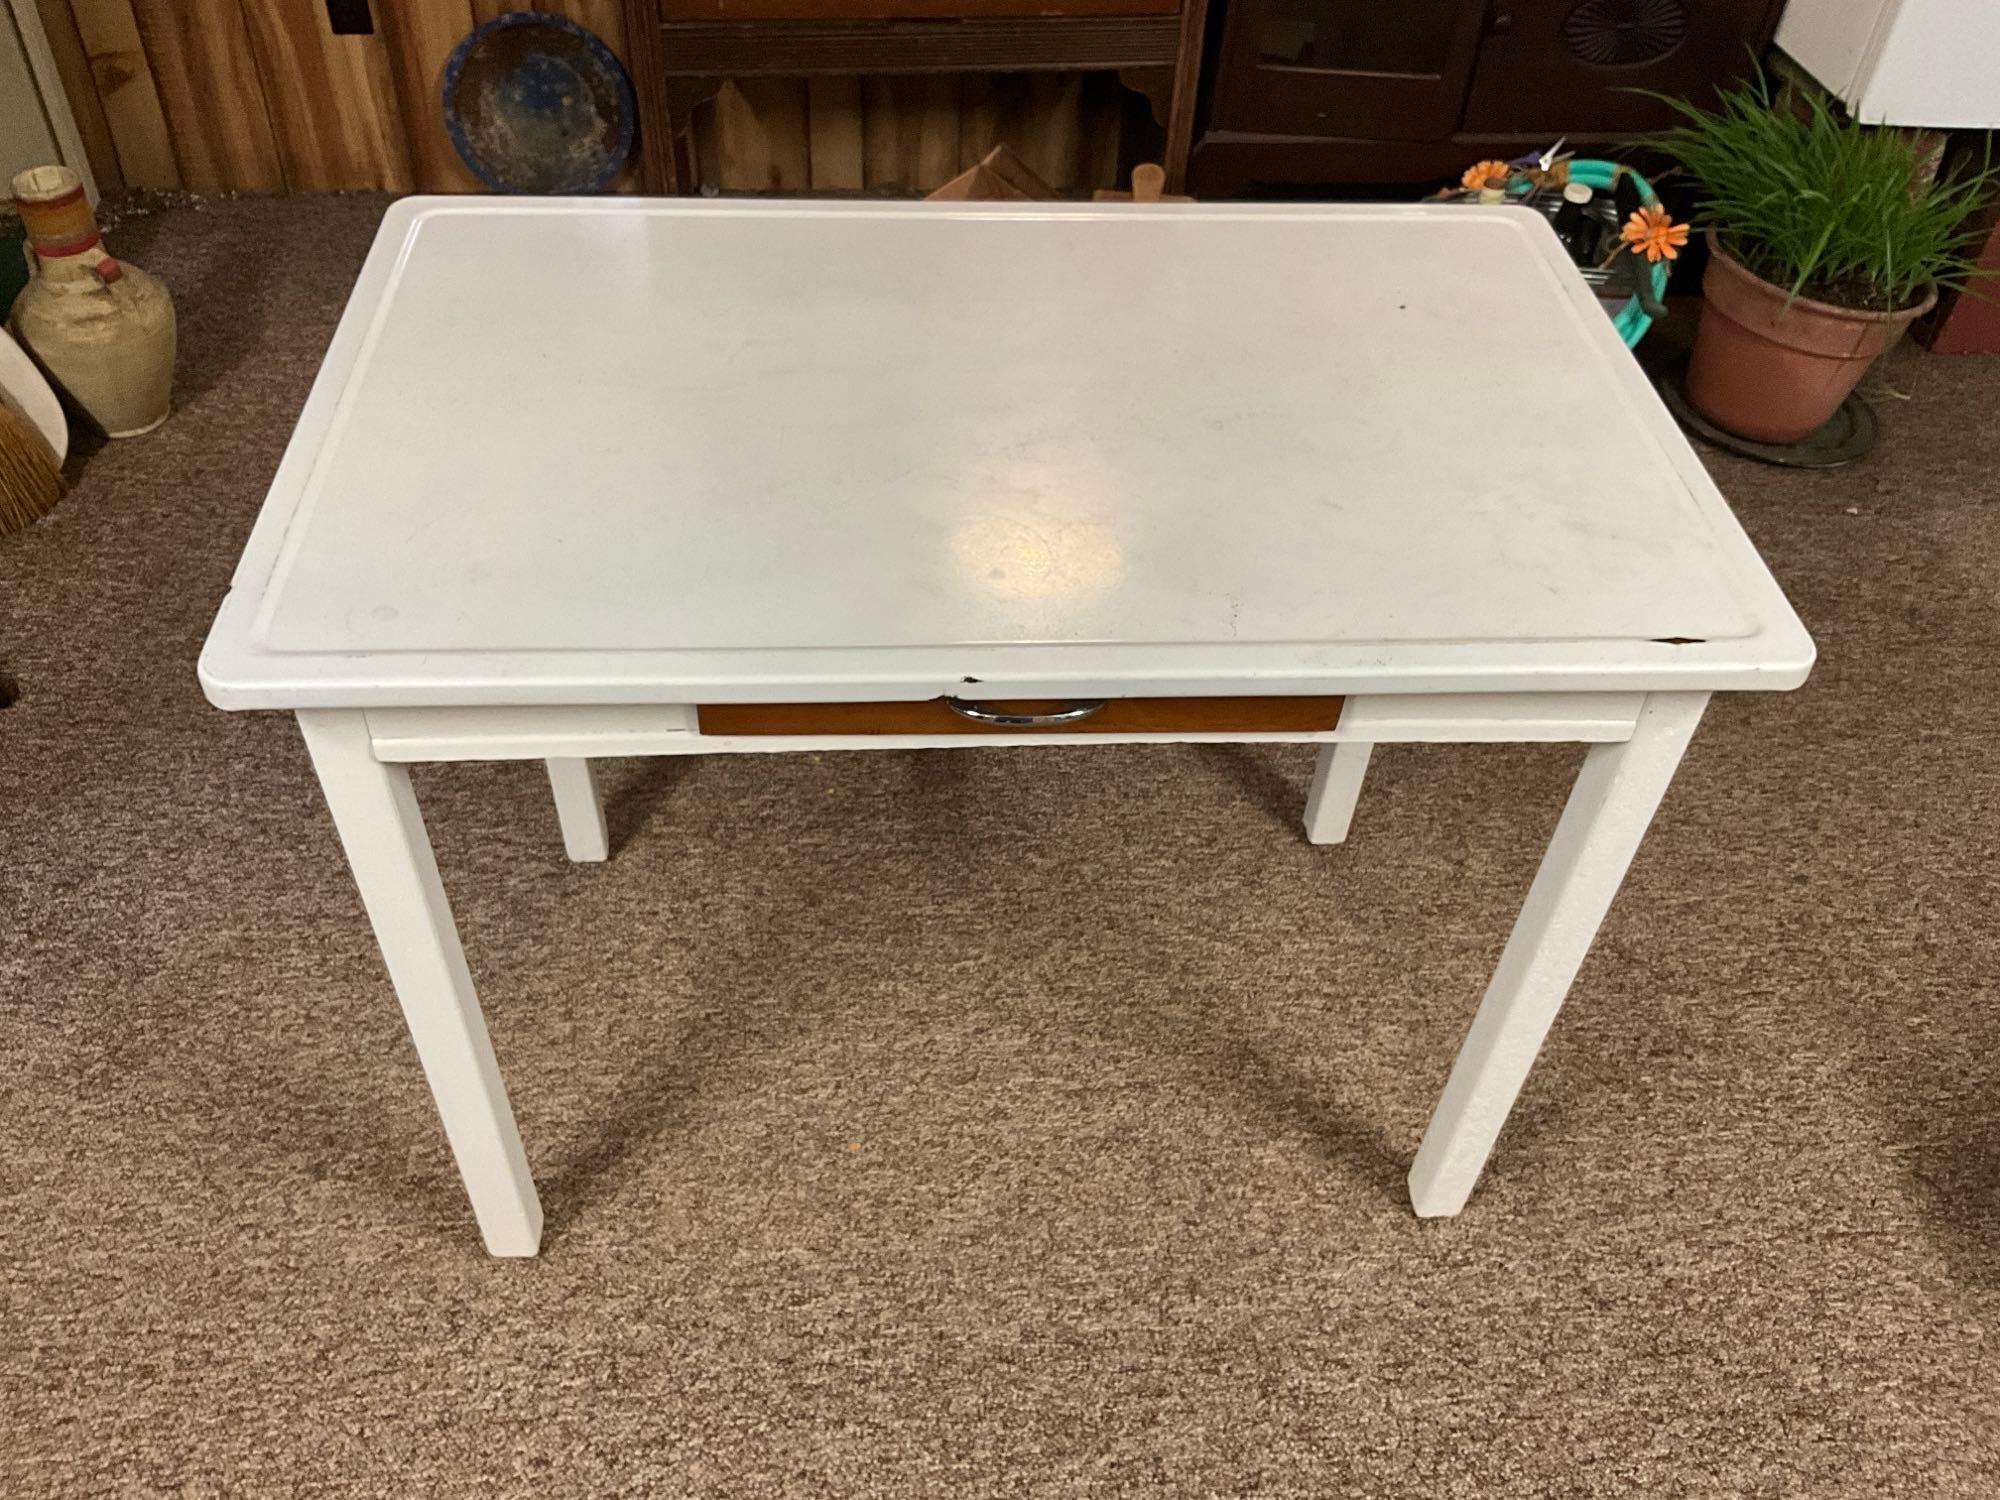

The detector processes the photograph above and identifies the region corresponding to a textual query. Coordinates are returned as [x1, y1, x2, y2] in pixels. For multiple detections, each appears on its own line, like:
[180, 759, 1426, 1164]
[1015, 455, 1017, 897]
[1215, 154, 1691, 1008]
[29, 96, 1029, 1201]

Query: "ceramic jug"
[9, 165, 175, 438]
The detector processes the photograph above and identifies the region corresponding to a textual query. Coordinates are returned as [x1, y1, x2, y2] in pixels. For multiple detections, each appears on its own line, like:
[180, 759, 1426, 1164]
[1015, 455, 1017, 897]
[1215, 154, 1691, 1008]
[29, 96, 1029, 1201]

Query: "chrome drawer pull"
[945, 698, 1107, 726]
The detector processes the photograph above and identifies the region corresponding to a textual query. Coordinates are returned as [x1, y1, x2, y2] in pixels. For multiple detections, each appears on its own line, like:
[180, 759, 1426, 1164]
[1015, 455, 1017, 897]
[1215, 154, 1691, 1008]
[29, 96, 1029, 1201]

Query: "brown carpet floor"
[2, 195, 1996, 1497]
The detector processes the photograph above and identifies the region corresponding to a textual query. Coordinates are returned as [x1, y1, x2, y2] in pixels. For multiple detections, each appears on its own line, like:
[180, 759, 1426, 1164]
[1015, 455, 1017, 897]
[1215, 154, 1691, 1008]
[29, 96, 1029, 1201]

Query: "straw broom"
[0, 399, 63, 537]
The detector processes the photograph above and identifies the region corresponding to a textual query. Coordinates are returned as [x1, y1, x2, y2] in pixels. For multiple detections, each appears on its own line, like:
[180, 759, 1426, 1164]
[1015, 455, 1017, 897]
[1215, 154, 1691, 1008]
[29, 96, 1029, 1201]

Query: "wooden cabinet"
[625, 0, 1212, 193]
[1213, 0, 1486, 140]
[1191, 0, 1785, 194]
[1463, 0, 1782, 135]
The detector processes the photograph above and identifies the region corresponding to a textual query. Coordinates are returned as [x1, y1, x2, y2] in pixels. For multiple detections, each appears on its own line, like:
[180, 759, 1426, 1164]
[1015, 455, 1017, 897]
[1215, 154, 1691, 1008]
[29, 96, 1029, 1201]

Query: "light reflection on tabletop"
[949, 512, 1124, 603]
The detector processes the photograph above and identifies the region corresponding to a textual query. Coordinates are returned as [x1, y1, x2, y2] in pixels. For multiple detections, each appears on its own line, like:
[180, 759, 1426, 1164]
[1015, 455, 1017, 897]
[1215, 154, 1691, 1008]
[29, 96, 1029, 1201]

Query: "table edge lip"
[197, 628, 1816, 712]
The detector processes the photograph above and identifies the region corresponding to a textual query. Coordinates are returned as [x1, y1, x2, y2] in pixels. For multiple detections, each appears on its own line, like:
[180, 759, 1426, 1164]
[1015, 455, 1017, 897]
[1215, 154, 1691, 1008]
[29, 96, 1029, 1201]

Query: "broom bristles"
[0, 401, 64, 537]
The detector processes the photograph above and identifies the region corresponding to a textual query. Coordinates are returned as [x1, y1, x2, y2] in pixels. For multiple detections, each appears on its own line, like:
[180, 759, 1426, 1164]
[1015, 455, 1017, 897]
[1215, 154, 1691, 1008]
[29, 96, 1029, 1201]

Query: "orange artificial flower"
[1621, 205, 1689, 263]
[1460, 159, 1512, 191]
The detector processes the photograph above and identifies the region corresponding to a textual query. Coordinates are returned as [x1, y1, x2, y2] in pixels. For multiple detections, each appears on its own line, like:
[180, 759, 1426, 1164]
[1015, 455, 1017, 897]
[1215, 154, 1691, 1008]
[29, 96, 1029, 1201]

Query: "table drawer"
[697, 695, 1343, 735]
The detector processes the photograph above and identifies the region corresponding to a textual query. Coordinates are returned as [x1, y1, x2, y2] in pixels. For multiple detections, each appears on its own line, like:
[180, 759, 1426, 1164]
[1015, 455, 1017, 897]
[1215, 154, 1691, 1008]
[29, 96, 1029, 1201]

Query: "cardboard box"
[925, 145, 1058, 203]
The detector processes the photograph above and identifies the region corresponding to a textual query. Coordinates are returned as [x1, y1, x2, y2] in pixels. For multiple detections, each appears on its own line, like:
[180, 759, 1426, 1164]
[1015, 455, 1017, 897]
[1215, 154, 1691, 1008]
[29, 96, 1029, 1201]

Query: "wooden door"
[1461, 0, 1781, 135]
[1208, 0, 1489, 141]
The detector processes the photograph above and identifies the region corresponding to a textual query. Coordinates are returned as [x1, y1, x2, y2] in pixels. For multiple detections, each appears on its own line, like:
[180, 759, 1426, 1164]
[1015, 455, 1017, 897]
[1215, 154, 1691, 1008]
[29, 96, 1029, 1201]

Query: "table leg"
[297, 709, 544, 1256]
[545, 758, 609, 863]
[1408, 691, 1709, 1217]
[1304, 742, 1372, 845]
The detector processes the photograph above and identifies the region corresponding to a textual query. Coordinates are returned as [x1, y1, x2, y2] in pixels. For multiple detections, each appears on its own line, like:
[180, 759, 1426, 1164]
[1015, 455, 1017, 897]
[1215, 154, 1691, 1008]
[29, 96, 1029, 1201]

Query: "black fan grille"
[1562, 0, 1689, 68]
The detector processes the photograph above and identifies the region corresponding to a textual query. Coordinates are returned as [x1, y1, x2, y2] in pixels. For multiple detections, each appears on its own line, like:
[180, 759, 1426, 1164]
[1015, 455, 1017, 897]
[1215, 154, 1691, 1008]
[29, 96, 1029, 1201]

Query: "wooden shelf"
[652, 16, 1182, 74]
[661, 0, 1176, 17]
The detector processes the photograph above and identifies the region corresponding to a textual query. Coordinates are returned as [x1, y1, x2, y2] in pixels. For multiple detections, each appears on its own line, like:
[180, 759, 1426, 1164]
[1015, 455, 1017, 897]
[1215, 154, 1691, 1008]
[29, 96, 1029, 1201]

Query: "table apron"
[362, 692, 1646, 762]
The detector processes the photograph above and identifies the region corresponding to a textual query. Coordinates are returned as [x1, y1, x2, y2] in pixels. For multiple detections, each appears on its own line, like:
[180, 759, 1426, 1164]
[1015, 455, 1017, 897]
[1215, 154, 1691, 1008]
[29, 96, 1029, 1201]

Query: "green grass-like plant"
[1647, 75, 1999, 311]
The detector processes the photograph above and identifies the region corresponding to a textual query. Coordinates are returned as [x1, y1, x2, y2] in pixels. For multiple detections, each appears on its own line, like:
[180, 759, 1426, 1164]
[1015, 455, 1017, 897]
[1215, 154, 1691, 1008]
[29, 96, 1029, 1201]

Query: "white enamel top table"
[201, 198, 1813, 1256]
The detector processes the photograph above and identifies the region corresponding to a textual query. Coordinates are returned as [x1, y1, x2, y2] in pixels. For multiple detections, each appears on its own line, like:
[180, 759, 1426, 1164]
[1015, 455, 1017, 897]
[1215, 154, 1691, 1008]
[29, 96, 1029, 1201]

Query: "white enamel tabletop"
[201, 198, 1812, 708]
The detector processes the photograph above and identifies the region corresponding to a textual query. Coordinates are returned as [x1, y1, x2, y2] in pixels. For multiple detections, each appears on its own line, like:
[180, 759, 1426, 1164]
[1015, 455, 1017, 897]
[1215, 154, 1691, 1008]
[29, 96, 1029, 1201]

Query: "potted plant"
[1649, 77, 1998, 444]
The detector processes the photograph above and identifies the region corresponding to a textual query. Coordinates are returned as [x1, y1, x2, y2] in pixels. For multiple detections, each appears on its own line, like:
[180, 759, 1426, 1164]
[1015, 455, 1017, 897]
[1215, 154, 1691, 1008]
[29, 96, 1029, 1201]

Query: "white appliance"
[1777, 0, 2000, 127]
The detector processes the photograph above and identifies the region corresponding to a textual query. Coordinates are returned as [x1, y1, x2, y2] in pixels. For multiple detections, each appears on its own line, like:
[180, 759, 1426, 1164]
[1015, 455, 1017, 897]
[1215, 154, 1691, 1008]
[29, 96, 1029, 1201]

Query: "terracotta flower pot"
[1686, 236, 1936, 445]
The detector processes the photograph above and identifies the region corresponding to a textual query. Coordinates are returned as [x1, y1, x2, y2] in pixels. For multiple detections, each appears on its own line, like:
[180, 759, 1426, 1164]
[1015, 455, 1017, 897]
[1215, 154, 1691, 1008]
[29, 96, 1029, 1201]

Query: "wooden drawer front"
[698, 696, 1343, 735]
[661, 0, 1178, 18]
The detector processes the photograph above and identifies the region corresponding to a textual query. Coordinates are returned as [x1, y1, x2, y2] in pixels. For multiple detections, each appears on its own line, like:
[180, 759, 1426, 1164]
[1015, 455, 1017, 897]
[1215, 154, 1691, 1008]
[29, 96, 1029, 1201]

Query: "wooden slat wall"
[32, 0, 124, 191]
[712, 71, 1129, 194]
[704, 64, 1135, 193]
[378, 1, 481, 191]
[806, 75, 864, 190]
[62, 0, 179, 188]
[40, 0, 1133, 195]
[130, 0, 284, 191]
[238, 0, 412, 192]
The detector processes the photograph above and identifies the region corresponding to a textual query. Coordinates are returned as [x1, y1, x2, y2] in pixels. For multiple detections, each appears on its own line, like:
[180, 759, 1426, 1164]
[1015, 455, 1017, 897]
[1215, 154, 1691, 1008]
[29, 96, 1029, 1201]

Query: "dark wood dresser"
[1189, 0, 1785, 194]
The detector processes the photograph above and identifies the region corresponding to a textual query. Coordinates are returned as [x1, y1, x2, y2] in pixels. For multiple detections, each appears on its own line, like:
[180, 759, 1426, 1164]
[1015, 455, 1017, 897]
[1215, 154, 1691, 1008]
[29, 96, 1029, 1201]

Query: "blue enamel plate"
[443, 13, 636, 195]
